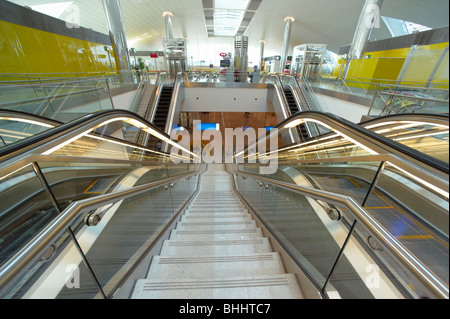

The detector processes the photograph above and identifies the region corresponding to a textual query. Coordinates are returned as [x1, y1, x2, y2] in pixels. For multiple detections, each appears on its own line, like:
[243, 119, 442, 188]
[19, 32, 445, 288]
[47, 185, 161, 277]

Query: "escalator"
[283, 86, 309, 141]
[238, 111, 448, 297]
[152, 85, 174, 131]
[0, 109, 448, 299]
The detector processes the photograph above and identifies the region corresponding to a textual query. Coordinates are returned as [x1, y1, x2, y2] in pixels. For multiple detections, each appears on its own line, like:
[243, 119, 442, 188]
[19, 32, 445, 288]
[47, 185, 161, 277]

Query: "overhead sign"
[150, 53, 158, 58]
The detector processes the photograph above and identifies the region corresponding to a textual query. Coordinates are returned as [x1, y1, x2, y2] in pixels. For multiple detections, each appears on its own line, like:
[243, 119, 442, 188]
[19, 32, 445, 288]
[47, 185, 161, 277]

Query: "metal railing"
[229, 167, 449, 299]
[0, 165, 205, 298]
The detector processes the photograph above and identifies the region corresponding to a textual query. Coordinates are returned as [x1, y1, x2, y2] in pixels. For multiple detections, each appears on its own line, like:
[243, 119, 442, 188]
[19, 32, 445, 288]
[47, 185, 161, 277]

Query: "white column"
[343, 0, 383, 78]
[259, 40, 265, 70]
[102, 0, 131, 73]
[279, 17, 295, 74]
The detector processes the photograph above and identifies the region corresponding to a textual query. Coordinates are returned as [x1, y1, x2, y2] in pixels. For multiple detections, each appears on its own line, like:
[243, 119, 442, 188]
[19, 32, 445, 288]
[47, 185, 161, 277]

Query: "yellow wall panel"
[0, 20, 116, 75]
[401, 43, 449, 85]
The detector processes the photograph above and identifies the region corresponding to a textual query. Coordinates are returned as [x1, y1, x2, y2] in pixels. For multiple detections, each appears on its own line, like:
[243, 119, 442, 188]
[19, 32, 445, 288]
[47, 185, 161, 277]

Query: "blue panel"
[197, 123, 219, 131]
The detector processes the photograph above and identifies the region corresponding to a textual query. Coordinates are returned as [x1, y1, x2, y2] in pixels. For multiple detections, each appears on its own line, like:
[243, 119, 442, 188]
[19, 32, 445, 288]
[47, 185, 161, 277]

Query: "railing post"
[362, 161, 386, 207]
[31, 162, 108, 299]
[322, 219, 358, 295]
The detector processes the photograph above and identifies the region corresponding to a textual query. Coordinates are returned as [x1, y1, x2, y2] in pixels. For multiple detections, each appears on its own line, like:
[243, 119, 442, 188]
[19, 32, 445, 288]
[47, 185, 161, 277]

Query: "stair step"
[146, 253, 285, 279]
[169, 228, 265, 240]
[180, 216, 252, 224]
[160, 238, 272, 256]
[185, 209, 248, 215]
[182, 212, 251, 219]
[191, 202, 243, 206]
[131, 274, 303, 299]
[186, 208, 248, 216]
[176, 220, 256, 230]
[182, 212, 250, 219]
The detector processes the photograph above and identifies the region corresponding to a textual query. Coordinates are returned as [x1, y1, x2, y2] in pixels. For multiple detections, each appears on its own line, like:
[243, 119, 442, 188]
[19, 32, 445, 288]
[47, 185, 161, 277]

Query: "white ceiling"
[9, 0, 450, 63]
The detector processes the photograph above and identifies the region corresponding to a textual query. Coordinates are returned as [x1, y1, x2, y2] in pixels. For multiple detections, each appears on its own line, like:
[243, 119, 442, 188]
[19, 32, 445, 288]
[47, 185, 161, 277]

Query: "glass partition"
[0, 117, 55, 148]
[232, 167, 447, 299]
[1, 162, 202, 299]
[363, 119, 449, 163]
[0, 164, 58, 266]
[0, 78, 114, 123]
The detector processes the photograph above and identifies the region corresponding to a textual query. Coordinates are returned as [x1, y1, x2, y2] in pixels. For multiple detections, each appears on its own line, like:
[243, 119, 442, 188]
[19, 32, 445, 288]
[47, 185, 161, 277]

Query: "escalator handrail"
[0, 109, 172, 165]
[0, 168, 203, 298]
[0, 110, 61, 127]
[232, 169, 449, 299]
[276, 111, 449, 175]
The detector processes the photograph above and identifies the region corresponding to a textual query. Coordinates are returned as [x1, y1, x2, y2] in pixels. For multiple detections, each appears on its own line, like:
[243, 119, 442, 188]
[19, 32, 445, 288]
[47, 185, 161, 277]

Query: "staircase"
[136, 83, 155, 118]
[131, 165, 304, 299]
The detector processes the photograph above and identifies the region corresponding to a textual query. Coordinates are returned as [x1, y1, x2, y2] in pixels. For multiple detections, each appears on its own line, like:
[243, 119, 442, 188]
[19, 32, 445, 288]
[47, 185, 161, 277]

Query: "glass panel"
[0, 164, 58, 266]
[271, 123, 372, 163]
[0, 119, 54, 148]
[70, 185, 177, 298]
[368, 121, 449, 163]
[283, 161, 380, 206]
[239, 176, 341, 292]
[40, 161, 142, 211]
[369, 85, 449, 117]
[363, 162, 449, 286]
[0, 79, 114, 123]
[5, 228, 103, 299]
[48, 123, 168, 163]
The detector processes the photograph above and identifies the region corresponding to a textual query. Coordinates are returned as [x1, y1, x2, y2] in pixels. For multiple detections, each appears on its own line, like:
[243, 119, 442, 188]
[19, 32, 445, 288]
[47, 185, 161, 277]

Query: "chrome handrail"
[232, 169, 449, 299]
[257, 112, 449, 182]
[0, 168, 202, 297]
[0, 110, 196, 173]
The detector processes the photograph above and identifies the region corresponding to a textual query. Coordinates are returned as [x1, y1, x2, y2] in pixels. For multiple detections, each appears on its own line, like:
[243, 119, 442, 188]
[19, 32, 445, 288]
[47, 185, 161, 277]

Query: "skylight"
[214, 9, 246, 36]
[404, 20, 432, 34]
[204, 0, 260, 37]
[215, 0, 250, 10]
[30, 2, 73, 19]
[382, 16, 433, 37]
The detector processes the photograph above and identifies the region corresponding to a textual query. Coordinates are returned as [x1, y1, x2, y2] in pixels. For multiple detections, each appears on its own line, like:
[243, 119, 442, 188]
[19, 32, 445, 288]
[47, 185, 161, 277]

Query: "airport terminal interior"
[0, 0, 448, 300]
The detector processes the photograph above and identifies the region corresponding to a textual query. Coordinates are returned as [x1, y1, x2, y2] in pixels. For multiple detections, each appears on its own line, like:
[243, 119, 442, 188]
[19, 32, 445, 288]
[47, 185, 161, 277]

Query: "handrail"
[275, 111, 449, 176]
[0, 168, 202, 298]
[0, 110, 182, 166]
[0, 109, 193, 170]
[0, 110, 60, 127]
[232, 169, 449, 299]
[378, 91, 449, 103]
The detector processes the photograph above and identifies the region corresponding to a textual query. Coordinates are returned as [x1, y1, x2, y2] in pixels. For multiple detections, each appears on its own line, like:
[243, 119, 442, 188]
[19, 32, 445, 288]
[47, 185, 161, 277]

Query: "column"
[234, 36, 249, 82]
[279, 17, 295, 74]
[342, 0, 383, 79]
[259, 40, 265, 71]
[163, 11, 174, 39]
[102, 0, 131, 74]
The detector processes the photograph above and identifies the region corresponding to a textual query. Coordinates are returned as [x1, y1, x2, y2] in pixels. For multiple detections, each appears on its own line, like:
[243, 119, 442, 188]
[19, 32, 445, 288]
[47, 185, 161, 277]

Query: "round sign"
[220, 53, 227, 57]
